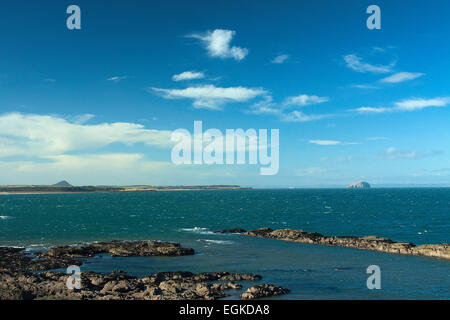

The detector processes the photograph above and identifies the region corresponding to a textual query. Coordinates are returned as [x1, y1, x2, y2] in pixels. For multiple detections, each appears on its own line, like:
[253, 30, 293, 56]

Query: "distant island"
[0, 182, 250, 194]
[347, 181, 371, 189]
[52, 180, 72, 187]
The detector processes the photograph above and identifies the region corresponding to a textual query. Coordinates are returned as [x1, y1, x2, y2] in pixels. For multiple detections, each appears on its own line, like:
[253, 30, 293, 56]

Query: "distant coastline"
[0, 185, 251, 195]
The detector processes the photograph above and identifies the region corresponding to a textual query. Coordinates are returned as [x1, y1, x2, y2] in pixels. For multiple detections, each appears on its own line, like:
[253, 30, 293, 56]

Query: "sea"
[0, 188, 449, 299]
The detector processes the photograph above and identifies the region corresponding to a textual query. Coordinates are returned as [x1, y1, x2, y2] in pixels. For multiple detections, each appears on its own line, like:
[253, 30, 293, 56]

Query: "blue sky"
[0, 0, 449, 187]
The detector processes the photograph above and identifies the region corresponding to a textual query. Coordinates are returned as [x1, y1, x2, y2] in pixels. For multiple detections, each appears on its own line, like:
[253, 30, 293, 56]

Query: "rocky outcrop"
[35, 240, 195, 259]
[0, 247, 83, 272]
[347, 181, 371, 189]
[0, 270, 264, 300]
[241, 284, 290, 300]
[0, 241, 194, 272]
[216, 227, 450, 260]
[0, 242, 283, 300]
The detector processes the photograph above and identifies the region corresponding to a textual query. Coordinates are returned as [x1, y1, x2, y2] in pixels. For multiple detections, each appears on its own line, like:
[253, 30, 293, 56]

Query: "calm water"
[0, 189, 449, 299]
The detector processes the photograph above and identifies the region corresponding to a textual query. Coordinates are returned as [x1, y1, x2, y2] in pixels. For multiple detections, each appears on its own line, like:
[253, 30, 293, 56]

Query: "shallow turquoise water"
[0, 189, 449, 299]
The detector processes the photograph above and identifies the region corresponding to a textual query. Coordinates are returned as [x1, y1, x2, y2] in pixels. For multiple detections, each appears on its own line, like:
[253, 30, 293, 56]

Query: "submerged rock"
[214, 228, 247, 234]
[241, 284, 290, 300]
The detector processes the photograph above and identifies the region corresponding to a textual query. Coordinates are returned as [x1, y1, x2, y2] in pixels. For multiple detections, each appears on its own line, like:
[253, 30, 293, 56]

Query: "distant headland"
[0, 182, 251, 194]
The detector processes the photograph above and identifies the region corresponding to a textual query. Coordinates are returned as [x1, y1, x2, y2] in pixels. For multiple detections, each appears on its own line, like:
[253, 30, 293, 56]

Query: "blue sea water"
[0, 188, 449, 299]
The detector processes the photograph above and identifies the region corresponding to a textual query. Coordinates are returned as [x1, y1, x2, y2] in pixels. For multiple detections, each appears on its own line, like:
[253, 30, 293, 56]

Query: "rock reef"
[1, 241, 195, 272]
[35, 240, 195, 259]
[0, 241, 285, 300]
[0, 270, 262, 300]
[216, 228, 450, 260]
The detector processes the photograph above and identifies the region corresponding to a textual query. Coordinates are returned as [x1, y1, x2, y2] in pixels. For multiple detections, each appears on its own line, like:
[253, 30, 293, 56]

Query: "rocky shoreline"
[216, 227, 450, 260]
[0, 241, 289, 300]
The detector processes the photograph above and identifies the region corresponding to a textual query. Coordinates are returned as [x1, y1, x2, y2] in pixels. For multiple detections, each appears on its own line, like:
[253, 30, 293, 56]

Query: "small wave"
[180, 227, 214, 235]
[0, 216, 13, 220]
[198, 239, 234, 245]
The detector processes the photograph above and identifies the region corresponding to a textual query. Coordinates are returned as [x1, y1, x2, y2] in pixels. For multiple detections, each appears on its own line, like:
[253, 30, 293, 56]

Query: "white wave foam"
[203, 239, 234, 245]
[0, 216, 13, 220]
[180, 227, 214, 235]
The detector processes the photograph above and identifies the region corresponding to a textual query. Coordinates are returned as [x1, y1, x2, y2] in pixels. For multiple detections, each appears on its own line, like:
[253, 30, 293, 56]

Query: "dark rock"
[0, 262, 264, 300]
[215, 228, 247, 234]
[237, 227, 450, 260]
[35, 240, 194, 260]
[241, 284, 290, 299]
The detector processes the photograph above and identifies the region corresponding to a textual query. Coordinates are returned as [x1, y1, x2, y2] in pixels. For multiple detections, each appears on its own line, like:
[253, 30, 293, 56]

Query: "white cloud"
[350, 106, 391, 113]
[384, 147, 443, 160]
[309, 140, 359, 146]
[343, 54, 394, 74]
[247, 96, 331, 123]
[395, 97, 450, 111]
[350, 97, 450, 114]
[107, 76, 129, 82]
[271, 54, 289, 64]
[188, 29, 248, 61]
[309, 140, 341, 146]
[350, 84, 379, 89]
[283, 94, 329, 107]
[380, 72, 425, 83]
[281, 111, 330, 122]
[172, 71, 205, 82]
[151, 84, 266, 110]
[367, 137, 389, 141]
[247, 96, 279, 115]
[0, 113, 173, 158]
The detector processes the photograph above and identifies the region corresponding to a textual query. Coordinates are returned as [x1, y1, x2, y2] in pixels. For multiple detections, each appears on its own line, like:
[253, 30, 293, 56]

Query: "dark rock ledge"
[216, 228, 450, 260]
[0, 269, 264, 300]
[1, 241, 195, 272]
[0, 241, 288, 300]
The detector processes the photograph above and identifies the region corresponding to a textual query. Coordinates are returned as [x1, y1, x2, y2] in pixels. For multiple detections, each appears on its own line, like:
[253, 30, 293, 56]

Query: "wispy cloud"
[350, 97, 450, 114]
[283, 94, 329, 107]
[172, 71, 205, 82]
[44, 78, 56, 83]
[367, 136, 389, 141]
[380, 72, 425, 83]
[350, 106, 392, 113]
[309, 140, 359, 146]
[281, 111, 330, 122]
[383, 147, 443, 160]
[271, 54, 289, 64]
[395, 97, 450, 111]
[187, 29, 248, 61]
[343, 54, 394, 74]
[151, 84, 266, 110]
[350, 84, 379, 89]
[107, 76, 130, 83]
[247, 96, 331, 123]
[247, 96, 279, 115]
